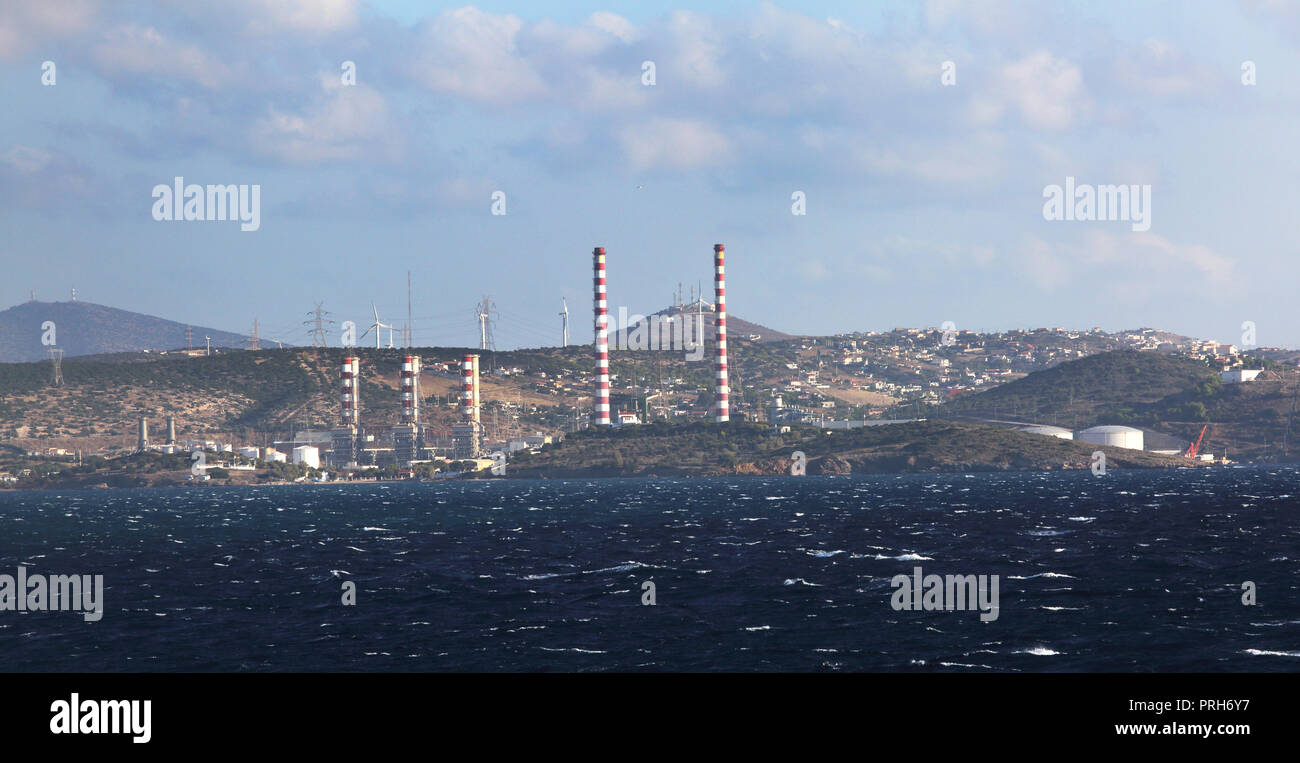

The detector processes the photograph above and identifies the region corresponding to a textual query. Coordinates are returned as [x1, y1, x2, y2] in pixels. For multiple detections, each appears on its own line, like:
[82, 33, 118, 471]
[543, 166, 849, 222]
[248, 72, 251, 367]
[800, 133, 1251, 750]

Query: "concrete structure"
[400, 355, 421, 424]
[238, 446, 261, 459]
[265, 449, 287, 463]
[136, 418, 149, 452]
[713, 244, 729, 422]
[341, 356, 360, 426]
[1077, 425, 1144, 450]
[394, 354, 424, 464]
[292, 445, 320, 469]
[451, 424, 480, 460]
[592, 246, 611, 426]
[166, 416, 177, 445]
[1018, 424, 1074, 439]
[333, 356, 361, 467]
[453, 354, 482, 459]
[1220, 369, 1263, 383]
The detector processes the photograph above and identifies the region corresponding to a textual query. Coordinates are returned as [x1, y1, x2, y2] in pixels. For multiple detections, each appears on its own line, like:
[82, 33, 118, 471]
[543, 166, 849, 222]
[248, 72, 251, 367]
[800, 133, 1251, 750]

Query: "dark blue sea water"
[1, 467, 1297, 672]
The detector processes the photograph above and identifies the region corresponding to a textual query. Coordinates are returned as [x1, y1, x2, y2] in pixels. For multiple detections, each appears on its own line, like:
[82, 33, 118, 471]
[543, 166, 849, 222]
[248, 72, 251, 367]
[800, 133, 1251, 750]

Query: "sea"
[1, 466, 1297, 672]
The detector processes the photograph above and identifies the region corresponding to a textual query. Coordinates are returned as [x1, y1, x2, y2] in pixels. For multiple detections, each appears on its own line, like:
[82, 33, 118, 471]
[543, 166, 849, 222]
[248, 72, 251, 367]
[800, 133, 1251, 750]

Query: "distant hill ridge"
[610, 299, 797, 344]
[0, 301, 251, 362]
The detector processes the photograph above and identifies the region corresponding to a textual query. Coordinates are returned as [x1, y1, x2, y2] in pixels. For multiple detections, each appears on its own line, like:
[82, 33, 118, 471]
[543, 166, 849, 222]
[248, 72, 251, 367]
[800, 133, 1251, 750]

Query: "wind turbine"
[361, 302, 395, 349]
[559, 298, 569, 347]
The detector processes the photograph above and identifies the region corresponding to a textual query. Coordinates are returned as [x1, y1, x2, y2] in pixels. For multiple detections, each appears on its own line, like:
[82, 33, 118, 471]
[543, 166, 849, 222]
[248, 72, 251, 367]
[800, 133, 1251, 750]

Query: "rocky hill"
[0, 300, 252, 361]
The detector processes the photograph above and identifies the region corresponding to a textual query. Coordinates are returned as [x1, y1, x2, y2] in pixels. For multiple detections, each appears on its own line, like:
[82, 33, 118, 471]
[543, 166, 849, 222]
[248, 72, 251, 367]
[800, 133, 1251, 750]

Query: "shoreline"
[0, 461, 1243, 493]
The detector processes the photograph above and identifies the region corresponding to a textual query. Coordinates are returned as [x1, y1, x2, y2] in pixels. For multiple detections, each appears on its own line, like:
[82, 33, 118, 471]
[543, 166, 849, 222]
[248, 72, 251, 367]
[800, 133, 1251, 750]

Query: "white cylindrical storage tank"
[292, 445, 320, 469]
[1076, 425, 1144, 450]
[265, 449, 287, 463]
[1017, 425, 1074, 440]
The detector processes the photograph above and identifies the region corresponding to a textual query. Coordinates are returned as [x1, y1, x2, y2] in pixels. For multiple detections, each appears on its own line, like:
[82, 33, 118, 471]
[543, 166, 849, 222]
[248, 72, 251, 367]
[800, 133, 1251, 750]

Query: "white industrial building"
[292, 445, 320, 469]
[265, 449, 287, 463]
[1220, 369, 1262, 383]
[1076, 425, 1144, 450]
[1017, 424, 1074, 439]
[238, 446, 261, 460]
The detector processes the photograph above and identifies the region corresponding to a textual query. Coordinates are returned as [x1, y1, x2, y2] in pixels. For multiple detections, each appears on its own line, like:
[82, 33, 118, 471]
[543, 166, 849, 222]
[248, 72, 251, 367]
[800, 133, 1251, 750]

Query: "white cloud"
[1019, 231, 1236, 295]
[410, 7, 547, 104]
[0, 0, 100, 61]
[589, 11, 637, 43]
[237, 0, 359, 36]
[662, 11, 727, 89]
[251, 75, 396, 163]
[971, 51, 1089, 131]
[93, 25, 233, 89]
[1, 146, 54, 174]
[619, 118, 732, 170]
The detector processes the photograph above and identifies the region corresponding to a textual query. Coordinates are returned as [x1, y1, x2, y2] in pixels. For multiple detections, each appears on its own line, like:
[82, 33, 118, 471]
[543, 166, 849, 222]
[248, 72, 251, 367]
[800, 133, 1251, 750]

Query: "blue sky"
[3, 1, 1299, 349]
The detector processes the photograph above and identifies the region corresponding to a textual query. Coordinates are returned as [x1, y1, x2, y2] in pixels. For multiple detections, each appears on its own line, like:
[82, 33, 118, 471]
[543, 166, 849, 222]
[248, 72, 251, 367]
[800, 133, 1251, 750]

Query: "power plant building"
[292, 445, 320, 469]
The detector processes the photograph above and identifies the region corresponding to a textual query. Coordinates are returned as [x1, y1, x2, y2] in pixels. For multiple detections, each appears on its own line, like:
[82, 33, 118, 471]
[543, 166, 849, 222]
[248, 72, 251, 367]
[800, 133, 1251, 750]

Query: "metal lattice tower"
[304, 302, 333, 348]
[48, 348, 64, 386]
[248, 319, 261, 351]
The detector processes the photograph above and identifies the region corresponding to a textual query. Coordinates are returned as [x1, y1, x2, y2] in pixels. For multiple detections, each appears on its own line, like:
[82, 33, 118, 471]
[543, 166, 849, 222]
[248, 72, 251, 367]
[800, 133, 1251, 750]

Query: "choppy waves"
[0, 467, 1297, 672]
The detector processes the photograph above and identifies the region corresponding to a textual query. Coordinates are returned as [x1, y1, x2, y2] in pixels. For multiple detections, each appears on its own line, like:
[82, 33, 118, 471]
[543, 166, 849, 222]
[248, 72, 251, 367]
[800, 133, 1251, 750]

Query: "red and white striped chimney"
[592, 246, 611, 426]
[461, 354, 479, 424]
[401, 355, 420, 424]
[713, 244, 729, 423]
[341, 356, 359, 427]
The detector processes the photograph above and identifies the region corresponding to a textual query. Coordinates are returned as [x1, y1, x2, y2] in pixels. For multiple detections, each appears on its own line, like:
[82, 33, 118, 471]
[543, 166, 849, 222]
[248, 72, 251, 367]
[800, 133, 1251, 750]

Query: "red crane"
[1185, 424, 1209, 459]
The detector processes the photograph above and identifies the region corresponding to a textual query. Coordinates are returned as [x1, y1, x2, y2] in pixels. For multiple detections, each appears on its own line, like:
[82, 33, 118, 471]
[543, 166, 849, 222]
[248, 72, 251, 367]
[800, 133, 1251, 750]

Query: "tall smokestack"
[714, 243, 729, 423]
[137, 418, 149, 452]
[401, 355, 421, 424]
[592, 247, 610, 426]
[166, 416, 176, 445]
[341, 356, 360, 427]
[461, 354, 480, 425]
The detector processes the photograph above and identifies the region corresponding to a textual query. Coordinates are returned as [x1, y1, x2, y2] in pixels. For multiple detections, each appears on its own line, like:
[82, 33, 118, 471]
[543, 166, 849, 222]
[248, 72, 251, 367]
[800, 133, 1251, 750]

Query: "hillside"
[611, 301, 797, 344]
[944, 350, 1216, 424]
[506, 420, 1195, 477]
[0, 300, 252, 362]
[940, 350, 1300, 461]
[0, 345, 603, 451]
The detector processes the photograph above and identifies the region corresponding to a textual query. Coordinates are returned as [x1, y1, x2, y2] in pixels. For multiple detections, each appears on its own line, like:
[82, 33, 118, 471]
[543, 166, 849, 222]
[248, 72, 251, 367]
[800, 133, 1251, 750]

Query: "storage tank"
[1076, 425, 1144, 450]
[1017, 424, 1074, 440]
[292, 445, 320, 469]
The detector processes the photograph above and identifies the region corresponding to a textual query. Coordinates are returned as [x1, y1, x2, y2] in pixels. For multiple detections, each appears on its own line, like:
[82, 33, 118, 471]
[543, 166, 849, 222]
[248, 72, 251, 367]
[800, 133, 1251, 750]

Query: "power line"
[304, 302, 334, 348]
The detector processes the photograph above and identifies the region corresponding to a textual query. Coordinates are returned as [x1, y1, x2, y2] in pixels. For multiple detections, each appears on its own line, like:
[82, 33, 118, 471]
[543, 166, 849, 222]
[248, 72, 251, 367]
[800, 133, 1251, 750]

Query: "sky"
[3, 0, 1299, 350]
